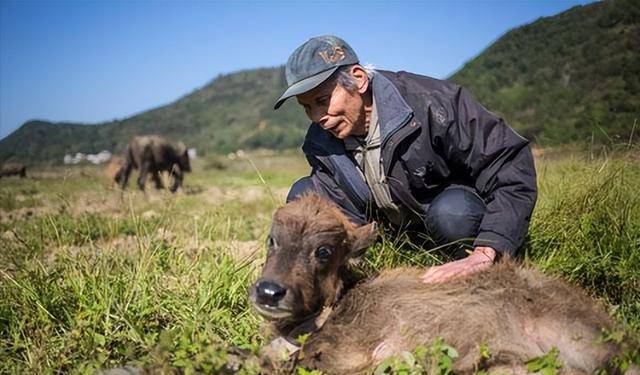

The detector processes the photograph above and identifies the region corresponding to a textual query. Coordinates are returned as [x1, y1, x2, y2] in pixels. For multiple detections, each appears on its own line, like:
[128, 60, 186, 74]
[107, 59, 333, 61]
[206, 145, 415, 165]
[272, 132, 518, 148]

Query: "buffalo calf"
[250, 193, 628, 374]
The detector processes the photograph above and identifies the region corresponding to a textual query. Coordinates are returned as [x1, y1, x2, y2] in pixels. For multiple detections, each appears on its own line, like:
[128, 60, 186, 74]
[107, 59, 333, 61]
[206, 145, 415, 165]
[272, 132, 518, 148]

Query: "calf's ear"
[348, 222, 378, 260]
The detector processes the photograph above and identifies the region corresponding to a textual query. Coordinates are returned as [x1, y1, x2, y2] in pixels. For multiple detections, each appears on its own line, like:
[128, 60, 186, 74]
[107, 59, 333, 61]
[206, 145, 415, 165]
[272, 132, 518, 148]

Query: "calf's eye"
[314, 246, 332, 263]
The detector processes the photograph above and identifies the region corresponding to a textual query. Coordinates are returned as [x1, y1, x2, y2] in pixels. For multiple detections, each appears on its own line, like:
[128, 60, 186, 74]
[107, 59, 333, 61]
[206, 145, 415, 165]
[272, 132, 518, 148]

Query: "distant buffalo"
[116, 135, 191, 193]
[0, 163, 27, 178]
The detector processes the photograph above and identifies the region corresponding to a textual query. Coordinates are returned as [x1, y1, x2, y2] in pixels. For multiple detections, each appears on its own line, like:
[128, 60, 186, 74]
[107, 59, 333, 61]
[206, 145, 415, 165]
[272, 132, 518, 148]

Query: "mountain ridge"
[1, 0, 637, 164]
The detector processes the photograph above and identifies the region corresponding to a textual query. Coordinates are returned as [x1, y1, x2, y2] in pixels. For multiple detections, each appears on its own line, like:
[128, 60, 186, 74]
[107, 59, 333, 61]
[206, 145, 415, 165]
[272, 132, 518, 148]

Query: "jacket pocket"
[400, 148, 448, 190]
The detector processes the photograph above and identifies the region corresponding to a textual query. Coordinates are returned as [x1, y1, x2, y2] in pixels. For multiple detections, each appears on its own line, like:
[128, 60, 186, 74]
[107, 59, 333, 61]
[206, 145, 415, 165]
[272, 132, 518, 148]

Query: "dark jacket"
[301, 70, 537, 256]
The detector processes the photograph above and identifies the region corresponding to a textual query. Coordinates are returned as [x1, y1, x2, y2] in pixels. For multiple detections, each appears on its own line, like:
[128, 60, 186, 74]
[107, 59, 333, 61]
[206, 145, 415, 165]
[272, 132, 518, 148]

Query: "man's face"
[296, 76, 368, 139]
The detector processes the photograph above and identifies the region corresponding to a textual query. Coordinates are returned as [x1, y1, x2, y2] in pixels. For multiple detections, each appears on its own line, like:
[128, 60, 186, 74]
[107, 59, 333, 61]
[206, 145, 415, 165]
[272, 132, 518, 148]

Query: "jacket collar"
[370, 70, 413, 142]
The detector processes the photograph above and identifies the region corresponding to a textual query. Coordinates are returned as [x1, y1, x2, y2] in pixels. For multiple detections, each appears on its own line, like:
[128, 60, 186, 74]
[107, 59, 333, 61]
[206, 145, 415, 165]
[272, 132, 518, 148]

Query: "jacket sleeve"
[439, 87, 537, 256]
[301, 129, 369, 225]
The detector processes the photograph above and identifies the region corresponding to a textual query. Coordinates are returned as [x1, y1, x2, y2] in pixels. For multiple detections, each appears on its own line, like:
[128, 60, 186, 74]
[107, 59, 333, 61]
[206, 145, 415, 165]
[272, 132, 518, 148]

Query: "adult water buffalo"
[0, 163, 27, 178]
[116, 135, 191, 193]
[250, 193, 633, 374]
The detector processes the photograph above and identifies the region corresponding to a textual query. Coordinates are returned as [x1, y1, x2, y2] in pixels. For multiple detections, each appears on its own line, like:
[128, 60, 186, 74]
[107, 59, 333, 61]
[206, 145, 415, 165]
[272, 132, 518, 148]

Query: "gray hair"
[332, 64, 375, 92]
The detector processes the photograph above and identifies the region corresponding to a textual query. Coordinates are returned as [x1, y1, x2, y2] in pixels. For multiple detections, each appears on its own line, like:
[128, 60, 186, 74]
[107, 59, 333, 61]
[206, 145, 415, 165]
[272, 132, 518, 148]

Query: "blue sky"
[0, 0, 595, 140]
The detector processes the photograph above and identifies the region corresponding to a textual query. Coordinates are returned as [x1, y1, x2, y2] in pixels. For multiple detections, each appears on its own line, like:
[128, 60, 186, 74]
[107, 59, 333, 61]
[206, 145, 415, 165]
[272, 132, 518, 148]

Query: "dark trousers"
[287, 178, 486, 253]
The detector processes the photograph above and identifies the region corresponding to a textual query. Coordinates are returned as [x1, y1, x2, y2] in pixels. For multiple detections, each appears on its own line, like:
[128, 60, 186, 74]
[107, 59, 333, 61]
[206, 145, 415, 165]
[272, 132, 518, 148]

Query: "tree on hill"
[450, 0, 639, 145]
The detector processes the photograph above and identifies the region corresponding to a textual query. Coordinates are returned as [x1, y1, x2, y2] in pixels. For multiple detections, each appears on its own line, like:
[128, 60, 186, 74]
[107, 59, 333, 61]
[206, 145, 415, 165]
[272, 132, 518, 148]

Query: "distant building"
[188, 148, 197, 159]
[63, 150, 112, 165]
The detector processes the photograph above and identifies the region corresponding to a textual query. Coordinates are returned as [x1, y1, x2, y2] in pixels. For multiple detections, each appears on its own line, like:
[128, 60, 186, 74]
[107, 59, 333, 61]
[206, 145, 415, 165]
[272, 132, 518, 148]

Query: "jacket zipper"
[381, 114, 418, 175]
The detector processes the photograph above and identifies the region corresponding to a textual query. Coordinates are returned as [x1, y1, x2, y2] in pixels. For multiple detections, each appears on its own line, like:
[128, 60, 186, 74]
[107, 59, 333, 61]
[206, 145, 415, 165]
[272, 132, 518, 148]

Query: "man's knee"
[286, 176, 316, 203]
[424, 186, 486, 245]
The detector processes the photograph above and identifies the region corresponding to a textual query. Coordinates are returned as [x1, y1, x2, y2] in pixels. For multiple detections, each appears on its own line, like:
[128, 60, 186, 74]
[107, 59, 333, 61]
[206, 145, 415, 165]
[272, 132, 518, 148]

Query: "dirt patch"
[1, 230, 24, 253]
[0, 192, 128, 223]
[180, 235, 262, 264]
[0, 206, 52, 223]
[62, 193, 125, 218]
[182, 237, 214, 256]
[107, 235, 140, 254]
[15, 194, 28, 202]
[47, 235, 140, 264]
[155, 227, 175, 243]
[142, 210, 159, 220]
[45, 244, 85, 264]
[2, 229, 18, 242]
[241, 187, 265, 203]
[183, 185, 205, 195]
[205, 186, 288, 205]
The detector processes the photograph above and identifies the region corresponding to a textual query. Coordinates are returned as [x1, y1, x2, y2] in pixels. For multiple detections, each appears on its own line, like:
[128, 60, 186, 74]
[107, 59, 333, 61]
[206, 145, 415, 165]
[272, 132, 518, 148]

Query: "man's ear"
[348, 222, 378, 260]
[350, 65, 369, 94]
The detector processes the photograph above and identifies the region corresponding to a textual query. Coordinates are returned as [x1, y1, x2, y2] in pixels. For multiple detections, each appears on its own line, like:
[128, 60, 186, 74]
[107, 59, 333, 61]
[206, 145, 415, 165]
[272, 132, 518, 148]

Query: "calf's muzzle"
[254, 279, 287, 307]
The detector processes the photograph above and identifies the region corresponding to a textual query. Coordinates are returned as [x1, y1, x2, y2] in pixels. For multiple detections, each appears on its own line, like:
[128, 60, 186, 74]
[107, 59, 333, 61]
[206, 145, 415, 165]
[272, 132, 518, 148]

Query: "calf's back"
[300, 261, 617, 373]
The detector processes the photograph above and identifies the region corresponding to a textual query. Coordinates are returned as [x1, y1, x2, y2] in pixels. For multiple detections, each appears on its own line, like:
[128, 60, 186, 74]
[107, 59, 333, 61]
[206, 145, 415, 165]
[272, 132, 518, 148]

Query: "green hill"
[450, 0, 639, 144]
[1, 0, 638, 164]
[0, 67, 309, 164]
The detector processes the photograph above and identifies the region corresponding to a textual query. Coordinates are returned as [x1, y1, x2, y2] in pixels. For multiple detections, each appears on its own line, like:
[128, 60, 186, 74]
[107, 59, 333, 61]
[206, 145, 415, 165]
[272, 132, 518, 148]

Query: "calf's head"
[249, 194, 377, 322]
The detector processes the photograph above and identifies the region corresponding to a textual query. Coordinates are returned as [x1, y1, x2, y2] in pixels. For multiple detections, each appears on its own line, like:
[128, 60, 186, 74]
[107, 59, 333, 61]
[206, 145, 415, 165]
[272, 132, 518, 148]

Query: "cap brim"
[273, 66, 339, 110]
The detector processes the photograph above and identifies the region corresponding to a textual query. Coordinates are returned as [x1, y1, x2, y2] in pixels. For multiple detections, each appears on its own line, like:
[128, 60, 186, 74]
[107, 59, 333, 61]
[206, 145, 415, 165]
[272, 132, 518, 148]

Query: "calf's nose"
[255, 280, 287, 307]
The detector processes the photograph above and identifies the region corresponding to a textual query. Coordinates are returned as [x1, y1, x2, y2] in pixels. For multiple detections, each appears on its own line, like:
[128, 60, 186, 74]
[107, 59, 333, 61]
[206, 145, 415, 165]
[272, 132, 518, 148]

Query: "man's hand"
[420, 246, 497, 284]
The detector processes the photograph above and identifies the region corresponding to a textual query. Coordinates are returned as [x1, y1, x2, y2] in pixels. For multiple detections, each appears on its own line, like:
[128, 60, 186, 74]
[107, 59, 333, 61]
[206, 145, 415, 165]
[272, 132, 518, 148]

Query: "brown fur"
[116, 135, 190, 192]
[0, 162, 26, 178]
[301, 263, 617, 373]
[252, 193, 622, 374]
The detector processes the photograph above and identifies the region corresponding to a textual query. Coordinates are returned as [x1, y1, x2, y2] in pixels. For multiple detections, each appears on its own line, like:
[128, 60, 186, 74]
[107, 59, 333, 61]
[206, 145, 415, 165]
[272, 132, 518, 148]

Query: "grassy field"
[1, 148, 639, 373]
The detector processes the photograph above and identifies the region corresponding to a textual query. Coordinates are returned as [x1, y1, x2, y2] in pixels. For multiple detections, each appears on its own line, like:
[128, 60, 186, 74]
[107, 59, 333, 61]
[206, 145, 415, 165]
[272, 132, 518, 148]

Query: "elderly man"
[275, 35, 537, 283]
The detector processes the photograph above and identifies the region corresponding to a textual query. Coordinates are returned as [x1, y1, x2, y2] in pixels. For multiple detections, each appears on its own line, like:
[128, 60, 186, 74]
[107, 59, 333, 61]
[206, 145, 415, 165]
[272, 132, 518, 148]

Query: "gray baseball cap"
[274, 35, 359, 110]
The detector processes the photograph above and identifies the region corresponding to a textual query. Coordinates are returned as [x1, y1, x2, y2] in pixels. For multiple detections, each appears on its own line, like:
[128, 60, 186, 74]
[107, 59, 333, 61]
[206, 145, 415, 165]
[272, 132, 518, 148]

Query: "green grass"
[524, 154, 640, 333]
[0, 150, 639, 373]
